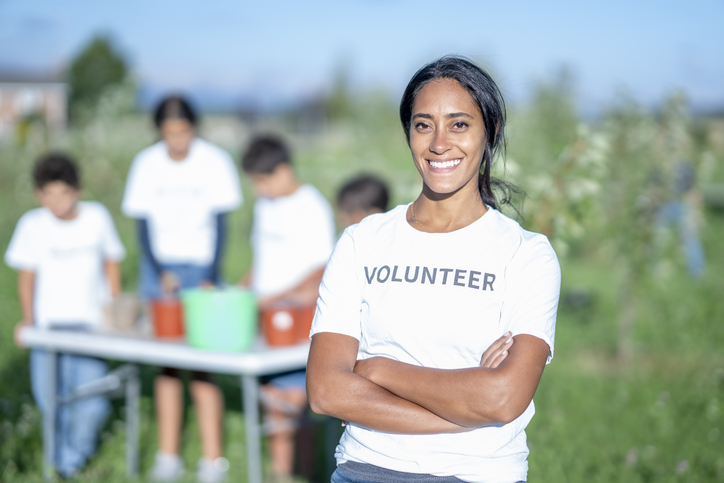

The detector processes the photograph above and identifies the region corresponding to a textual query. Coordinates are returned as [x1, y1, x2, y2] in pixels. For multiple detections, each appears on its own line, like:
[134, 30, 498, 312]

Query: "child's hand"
[480, 331, 514, 369]
[160, 271, 180, 294]
[13, 320, 32, 348]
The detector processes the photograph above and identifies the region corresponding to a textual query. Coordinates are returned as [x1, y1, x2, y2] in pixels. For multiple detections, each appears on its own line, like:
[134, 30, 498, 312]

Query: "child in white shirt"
[240, 134, 336, 479]
[5, 153, 125, 478]
[121, 96, 242, 483]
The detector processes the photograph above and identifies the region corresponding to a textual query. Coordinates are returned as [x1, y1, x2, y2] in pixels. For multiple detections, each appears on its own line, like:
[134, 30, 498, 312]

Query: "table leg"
[125, 364, 140, 477]
[42, 350, 57, 482]
[241, 375, 262, 483]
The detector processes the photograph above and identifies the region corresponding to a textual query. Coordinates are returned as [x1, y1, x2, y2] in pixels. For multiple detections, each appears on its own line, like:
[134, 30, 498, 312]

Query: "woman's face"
[160, 118, 195, 161]
[409, 78, 487, 199]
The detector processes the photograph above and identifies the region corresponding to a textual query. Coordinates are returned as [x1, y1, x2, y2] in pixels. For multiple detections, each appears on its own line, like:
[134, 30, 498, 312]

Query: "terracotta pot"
[151, 298, 184, 338]
[261, 301, 316, 347]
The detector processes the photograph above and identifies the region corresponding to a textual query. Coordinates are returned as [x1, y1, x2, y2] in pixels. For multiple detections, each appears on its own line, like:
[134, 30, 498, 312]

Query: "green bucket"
[180, 287, 258, 352]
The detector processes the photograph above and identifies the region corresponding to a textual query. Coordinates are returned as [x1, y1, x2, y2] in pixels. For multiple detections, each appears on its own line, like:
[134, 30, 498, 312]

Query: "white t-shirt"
[4, 201, 126, 329]
[121, 138, 242, 265]
[251, 184, 336, 298]
[311, 204, 561, 483]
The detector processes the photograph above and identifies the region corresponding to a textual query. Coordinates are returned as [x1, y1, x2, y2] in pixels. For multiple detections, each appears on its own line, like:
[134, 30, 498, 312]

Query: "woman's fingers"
[488, 343, 513, 368]
[480, 332, 514, 368]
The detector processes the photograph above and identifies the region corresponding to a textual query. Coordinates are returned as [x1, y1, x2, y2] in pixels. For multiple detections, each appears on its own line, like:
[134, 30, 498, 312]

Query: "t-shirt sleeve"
[501, 234, 561, 364]
[208, 150, 242, 213]
[4, 213, 38, 271]
[311, 227, 363, 341]
[121, 153, 152, 218]
[97, 205, 126, 261]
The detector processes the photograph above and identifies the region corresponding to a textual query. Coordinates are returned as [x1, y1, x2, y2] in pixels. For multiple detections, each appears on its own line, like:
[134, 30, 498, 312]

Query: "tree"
[68, 35, 128, 113]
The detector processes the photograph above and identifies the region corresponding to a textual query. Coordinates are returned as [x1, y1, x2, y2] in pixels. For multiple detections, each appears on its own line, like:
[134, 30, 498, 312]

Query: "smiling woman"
[306, 56, 562, 483]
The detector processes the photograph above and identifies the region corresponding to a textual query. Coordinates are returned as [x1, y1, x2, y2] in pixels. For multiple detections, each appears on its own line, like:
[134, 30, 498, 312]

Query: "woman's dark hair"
[241, 134, 291, 174]
[337, 175, 390, 213]
[153, 95, 198, 129]
[33, 152, 80, 189]
[399, 55, 513, 209]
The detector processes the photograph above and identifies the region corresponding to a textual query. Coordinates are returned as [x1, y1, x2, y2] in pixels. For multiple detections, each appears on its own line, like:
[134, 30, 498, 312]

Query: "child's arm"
[14, 270, 35, 347]
[238, 267, 253, 288]
[258, 266, 325, 309]
[104, 260, 122, 297]
[203, 212, 227, 285]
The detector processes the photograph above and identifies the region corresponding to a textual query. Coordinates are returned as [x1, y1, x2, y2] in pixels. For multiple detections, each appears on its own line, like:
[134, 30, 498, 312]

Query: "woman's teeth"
[429, 159, 461, 169]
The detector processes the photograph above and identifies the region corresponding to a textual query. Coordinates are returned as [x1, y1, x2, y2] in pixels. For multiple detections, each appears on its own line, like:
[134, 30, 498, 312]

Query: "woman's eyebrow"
[412, 112, 475, 120]
[447, 112, 475, 119]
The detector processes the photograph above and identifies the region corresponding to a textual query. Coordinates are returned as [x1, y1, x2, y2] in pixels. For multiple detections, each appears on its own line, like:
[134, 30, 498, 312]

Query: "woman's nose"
[429, 130, 451, 154]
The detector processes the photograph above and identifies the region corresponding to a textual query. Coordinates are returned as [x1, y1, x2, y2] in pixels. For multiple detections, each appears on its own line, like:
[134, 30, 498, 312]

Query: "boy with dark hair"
[240, 134, 335, 305]
[5, 153, 125, 478]
[336, 175, 390, 227]
[240, 134, 336, 479]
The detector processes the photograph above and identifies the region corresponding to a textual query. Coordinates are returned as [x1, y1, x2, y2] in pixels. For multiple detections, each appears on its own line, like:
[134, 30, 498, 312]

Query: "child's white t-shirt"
[251, 184, 336, 298]
[4, 201, 126, 329]
[311, 204, 561, 483]
[121, 138, 242, 265]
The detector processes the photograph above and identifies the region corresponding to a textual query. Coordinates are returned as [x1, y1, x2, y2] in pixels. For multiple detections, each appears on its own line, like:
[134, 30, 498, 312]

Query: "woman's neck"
[411, 187, 487, 233]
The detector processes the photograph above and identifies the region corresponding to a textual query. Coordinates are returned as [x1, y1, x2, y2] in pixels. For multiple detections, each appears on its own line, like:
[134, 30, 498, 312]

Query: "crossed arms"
[307, 331, 550, 434]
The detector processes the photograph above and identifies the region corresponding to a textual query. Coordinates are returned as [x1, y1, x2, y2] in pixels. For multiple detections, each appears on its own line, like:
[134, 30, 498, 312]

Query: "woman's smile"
[427, 158, 462, 170]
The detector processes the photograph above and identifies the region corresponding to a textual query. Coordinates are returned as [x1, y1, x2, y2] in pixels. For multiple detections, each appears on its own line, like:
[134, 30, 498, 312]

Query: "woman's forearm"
[354, 335, 550, 427]
[307, 332, 468, 434]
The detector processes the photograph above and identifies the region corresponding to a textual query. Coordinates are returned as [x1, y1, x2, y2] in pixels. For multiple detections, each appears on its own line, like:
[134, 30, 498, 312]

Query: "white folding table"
[19, 326, 311, 483]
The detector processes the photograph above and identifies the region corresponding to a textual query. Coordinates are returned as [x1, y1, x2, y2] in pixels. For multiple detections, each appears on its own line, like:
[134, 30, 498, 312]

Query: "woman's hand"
[480, 331, 514, 368]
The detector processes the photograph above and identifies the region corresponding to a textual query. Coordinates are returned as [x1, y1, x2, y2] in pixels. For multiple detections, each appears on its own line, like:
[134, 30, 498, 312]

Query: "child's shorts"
[263, 369, 307, 391]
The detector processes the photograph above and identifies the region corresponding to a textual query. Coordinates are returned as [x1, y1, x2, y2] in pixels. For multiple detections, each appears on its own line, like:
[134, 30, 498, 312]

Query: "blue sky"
[1, 0, 722, 112]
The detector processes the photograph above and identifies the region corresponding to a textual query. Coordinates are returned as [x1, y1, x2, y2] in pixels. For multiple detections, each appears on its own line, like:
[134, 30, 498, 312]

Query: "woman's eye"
[415, 122, 431, 131]
[452, 121, 469, 130]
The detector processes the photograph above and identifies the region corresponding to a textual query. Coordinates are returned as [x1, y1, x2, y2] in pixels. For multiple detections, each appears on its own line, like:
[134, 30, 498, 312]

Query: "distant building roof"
[0, 70, 66, 85]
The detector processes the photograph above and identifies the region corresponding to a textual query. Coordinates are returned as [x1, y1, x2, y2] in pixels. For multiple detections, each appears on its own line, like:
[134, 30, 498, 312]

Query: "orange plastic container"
[151, 298, 185, 338]
[261, 301, 316, 347]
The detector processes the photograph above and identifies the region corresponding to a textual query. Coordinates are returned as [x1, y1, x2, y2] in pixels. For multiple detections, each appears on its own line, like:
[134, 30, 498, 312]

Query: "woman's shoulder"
[488, 209, 558, 265]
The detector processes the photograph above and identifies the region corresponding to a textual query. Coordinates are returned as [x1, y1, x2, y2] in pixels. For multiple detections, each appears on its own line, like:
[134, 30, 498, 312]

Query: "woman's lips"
[427, 158, 462, 169]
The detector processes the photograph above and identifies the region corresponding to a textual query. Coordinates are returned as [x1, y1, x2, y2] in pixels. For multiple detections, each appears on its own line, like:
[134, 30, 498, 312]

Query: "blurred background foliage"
[0, 46, 723, 481]
[67, 36, 131, 121]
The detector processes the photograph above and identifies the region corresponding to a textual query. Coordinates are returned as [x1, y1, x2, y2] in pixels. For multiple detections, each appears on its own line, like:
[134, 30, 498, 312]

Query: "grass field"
[0, 87, 723, 482]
